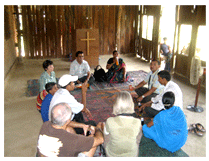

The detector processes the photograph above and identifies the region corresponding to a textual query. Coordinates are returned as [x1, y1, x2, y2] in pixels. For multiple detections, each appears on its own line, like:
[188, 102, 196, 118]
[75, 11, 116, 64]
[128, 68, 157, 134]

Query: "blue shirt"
[41, 94, 53, 122]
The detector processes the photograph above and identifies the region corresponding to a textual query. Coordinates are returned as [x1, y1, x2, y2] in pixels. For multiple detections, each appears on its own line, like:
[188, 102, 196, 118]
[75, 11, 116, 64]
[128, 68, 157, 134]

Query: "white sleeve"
[69, 62, 75, 75]
[103, 124, 109, 135]
[68, 96, 84, 114]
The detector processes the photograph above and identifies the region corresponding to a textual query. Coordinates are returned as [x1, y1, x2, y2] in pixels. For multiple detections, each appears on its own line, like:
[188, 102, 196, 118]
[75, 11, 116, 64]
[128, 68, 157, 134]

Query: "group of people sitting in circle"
[36, 50, 188, 157]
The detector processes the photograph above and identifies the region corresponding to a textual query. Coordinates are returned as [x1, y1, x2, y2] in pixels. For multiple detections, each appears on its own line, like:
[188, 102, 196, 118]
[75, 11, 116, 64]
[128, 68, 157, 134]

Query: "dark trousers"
[144, 107, 164, 118]
[75, 75, 95, 85]
[73, 112, 96, 134]
[135, 87, 158, 103]
[165, 61, 171, 72]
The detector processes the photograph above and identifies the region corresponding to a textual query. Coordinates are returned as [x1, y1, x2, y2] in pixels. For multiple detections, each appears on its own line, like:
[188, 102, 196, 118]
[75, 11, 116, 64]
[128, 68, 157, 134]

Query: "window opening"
[179, 24, 192, 56]
[196, 25, 206, 61]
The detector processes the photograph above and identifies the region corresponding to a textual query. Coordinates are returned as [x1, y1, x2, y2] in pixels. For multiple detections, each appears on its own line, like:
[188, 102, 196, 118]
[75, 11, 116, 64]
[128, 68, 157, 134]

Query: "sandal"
[196, 123, 206, 133]
[188, 127, 195, 134]
[189, 123, 205, 137]
[194, 128, 204, 137]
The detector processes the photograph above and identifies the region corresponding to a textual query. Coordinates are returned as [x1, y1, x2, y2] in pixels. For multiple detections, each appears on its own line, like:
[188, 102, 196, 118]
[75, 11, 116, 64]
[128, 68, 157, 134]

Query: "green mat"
[139, 135, 189, 157]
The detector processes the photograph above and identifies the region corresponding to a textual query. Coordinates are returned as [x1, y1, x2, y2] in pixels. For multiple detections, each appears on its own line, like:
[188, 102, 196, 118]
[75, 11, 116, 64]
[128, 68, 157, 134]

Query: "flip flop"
[194, 128, 204, 137]
[188, 127, 195, 134]
[190, 123, 206, 133]
[196, 123, 206, 133]
[189, 124, 205, 137]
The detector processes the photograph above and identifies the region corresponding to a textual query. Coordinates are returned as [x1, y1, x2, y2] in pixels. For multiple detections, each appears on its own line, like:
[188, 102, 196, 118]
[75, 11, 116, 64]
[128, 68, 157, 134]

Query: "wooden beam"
[116, 5, 122, 53]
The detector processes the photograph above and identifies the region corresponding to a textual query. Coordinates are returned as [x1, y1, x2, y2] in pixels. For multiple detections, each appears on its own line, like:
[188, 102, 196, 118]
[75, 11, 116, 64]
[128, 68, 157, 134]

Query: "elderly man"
[37, 103, 104, 157]
[69, 51, 94, 86]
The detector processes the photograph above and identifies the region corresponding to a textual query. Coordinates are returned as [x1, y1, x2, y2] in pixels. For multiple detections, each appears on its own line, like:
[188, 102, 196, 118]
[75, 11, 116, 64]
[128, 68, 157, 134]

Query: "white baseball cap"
[58, 74, 78, 87]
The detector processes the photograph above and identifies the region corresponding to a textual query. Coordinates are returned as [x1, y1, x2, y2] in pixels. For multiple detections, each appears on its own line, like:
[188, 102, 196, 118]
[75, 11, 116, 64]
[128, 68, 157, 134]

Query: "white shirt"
[151, 81, 183, 111]
[48, 88, 84, 121]
[69, 59, 90, 78]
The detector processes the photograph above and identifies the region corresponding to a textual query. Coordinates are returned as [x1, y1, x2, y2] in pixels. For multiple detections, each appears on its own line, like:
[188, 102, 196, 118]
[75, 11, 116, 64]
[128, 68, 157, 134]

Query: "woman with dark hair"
[106, 50, 129, 83]
[39, 60, 56, 92]
[37, 60, 57, 113]
[142, 92, 188, 153]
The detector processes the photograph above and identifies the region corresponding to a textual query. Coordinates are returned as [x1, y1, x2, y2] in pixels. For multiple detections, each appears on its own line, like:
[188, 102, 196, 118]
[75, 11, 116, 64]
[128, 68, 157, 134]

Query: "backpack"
[94, 65, 107, 82]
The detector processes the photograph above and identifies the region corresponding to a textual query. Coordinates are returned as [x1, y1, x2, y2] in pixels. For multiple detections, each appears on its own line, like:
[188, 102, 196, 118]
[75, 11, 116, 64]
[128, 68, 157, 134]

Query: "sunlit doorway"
[159, 5, 176, 70]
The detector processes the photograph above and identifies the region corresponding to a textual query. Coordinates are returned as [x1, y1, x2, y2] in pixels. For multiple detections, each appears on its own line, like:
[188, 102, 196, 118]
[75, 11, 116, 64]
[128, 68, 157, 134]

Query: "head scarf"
[143, 106, 188, 153]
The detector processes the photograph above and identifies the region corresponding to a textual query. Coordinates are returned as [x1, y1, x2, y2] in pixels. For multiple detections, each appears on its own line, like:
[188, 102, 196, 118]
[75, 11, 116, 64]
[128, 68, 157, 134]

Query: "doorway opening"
[159, 5, 176, 70]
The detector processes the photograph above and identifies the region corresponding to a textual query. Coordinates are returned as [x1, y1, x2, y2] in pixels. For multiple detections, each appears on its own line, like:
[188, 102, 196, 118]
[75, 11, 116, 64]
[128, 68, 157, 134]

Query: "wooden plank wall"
[21, 5, 73, 59]
[73, 5, 138, 55]
[19, 5, 138, 59]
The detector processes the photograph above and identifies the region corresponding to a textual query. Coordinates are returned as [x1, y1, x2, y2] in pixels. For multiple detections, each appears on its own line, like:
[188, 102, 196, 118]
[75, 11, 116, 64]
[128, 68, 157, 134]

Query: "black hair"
[60, 82, 72, 89]
[152, 58, 161, 65]
[45, 82, 56, 93]
[43, 60, 53, 71]
[157, 70, 171, 81]
[76, 51, 83, 57]
[113, 50, 118, 55]
[162, 91, 175, 109]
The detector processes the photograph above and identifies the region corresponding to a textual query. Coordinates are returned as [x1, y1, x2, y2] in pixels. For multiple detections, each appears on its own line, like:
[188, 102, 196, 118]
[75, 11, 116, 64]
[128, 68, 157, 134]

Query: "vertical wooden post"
[64, 5, 70, 57]
[36, 6, 41, 58]
[138, 5, 143, 57]
[104, 6, 109, 54]
[40, 6, 46, 58]
[152, 5, 161, 60]
[116, 5, 122, 53]
[21, 6, 29, 59]
[14, 5, 22, 61]
[45, 6, 50, 57]
[55, 6, 61, 58]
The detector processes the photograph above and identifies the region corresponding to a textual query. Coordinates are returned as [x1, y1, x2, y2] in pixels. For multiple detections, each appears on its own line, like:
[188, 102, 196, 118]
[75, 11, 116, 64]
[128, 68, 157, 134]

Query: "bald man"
[36, 103, 104, 157]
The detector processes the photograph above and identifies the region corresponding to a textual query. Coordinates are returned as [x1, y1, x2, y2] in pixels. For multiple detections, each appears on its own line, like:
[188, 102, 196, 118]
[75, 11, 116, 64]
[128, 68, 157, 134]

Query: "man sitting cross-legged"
[36, 103, 104, 157]
[130, 59, 164, 104]
[69, 51, 94, 86]
[138, 70, 183, 119]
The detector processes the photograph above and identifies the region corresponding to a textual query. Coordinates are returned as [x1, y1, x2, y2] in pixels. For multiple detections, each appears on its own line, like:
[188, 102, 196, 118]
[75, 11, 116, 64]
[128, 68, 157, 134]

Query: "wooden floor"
[4, 54, 206, 157]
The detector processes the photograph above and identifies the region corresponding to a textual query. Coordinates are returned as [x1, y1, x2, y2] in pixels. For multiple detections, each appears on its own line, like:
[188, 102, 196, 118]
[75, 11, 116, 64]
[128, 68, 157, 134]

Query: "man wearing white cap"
[49, 74, 92, 124]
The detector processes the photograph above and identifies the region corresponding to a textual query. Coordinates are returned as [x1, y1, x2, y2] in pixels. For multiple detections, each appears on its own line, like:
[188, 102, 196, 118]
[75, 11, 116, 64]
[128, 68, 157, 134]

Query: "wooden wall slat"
[56, 6, 61, 58]
[120, 6, 126, 53]
[40, 6, 46, 58]
[21, 5, 138, 59]
[103, 6, 109, 54]
[50, 6, 56, 58]
[64, 6, 70, 56]
[45, 6, 49, 57]
[28, 6, 35, 58]
[98, 6, 104, 55]
[108, 5, 116, 53]
[21, 6, 29, 58]
[32, 6, 38, 57]
[36, 6, 41, 58]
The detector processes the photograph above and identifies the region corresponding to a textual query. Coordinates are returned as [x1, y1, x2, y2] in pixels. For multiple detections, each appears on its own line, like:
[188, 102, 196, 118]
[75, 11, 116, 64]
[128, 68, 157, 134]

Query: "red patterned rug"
[69, 70, 148, 123]
[71, 88, 136, 123]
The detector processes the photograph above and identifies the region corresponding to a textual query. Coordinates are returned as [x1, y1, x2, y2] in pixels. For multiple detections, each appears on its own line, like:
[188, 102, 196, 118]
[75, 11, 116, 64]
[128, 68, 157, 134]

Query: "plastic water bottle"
[141, 117, 144, 126]
[129, 78, 134, 83]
